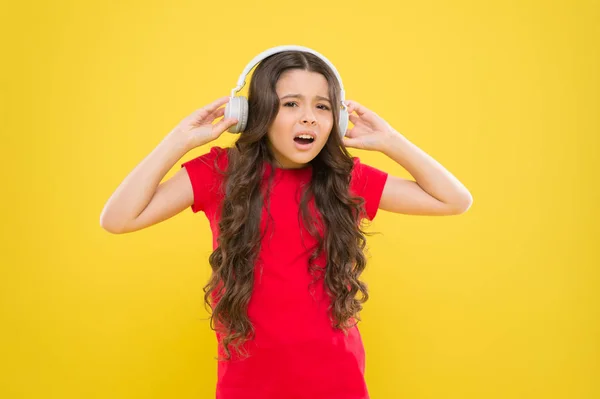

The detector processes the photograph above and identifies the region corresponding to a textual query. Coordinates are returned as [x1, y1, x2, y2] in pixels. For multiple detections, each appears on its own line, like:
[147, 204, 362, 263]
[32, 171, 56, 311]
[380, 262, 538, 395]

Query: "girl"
[100, 49, 472, 399]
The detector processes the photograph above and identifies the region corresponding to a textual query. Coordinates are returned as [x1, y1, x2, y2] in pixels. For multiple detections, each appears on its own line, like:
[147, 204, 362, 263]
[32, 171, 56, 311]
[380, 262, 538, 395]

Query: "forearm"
[381, 132, 473, 207]
[100, 132, 190, 230]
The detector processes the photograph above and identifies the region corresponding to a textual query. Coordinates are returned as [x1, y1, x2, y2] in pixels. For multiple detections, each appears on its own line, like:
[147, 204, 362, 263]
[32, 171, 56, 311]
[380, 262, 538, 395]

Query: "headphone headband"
[230, 45, 346, 104]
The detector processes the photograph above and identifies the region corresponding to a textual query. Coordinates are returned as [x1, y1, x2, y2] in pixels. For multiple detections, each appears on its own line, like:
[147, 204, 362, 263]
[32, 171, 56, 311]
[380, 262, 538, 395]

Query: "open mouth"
[294, 136, 315, 145]
[293, 133, 316, 145]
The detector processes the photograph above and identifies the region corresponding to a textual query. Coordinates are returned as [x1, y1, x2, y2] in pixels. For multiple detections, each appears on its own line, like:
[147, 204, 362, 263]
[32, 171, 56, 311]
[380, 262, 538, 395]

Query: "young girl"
[100, 48, 472, 399]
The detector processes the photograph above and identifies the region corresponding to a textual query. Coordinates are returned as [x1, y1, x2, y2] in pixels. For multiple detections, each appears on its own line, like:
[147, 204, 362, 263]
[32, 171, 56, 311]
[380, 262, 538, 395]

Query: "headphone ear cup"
[338, 107, 349, 137]
[238, 96, 248, 132]
[225, 96, 249, 133]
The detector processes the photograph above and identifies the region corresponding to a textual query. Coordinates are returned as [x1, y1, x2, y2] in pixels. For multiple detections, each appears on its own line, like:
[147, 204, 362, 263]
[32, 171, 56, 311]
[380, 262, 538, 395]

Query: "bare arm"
[99, 96, 238, 234]
[343, 100, 473, 216]
[99, 134, 193, 233]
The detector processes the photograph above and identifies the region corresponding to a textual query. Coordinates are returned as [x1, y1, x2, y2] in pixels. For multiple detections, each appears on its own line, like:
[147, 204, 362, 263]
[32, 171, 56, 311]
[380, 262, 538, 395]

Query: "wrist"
[164, 129, 194, 155]
[381, 130, 411, 156]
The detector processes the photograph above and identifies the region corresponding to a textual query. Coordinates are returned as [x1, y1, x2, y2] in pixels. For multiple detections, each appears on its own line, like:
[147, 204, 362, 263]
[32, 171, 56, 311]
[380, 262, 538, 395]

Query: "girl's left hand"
[343, 100, 398, 151]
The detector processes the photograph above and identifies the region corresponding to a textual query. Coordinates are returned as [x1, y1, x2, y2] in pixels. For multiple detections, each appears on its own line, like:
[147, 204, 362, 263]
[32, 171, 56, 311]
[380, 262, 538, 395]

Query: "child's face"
[267, 69, 334, 169]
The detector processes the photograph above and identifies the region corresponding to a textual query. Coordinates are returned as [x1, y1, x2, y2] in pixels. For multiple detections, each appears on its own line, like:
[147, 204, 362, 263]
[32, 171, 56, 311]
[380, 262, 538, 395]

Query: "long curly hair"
[204, 50, 373, 361]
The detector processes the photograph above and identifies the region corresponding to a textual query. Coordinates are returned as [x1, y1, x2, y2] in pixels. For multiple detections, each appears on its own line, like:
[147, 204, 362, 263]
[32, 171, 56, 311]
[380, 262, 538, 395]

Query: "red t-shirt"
[182, 146, 388, 399]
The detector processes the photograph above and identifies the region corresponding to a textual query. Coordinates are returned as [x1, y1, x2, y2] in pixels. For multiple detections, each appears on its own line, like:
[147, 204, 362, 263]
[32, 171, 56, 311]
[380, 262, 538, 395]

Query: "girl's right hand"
[170, 96, 238, 150]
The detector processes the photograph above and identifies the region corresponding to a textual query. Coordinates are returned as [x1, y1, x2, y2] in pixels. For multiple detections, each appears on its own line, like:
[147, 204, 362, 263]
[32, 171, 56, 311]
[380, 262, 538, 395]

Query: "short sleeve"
[350, 157, 389, 221]
[180, 146, 227, 213]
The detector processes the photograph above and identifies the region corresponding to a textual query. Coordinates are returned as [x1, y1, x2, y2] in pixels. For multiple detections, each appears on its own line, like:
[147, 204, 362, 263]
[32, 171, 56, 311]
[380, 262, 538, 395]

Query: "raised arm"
[99, 96, 238, 234]
[342, 100, 473, 216]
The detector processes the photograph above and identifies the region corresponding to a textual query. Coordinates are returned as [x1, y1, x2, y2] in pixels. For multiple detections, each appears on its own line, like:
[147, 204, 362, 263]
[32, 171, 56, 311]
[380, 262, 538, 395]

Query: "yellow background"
[2, 0, 598, 398]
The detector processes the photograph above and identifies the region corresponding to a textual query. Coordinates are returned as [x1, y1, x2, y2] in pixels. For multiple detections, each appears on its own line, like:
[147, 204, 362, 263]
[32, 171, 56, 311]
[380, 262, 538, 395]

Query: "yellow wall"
[2, 0, 598, 398]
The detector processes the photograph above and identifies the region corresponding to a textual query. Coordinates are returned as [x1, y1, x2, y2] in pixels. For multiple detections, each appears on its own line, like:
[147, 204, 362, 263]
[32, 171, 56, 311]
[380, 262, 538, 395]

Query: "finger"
[202, 107, 224, 123]
[212, 117, 238, 134]
[345, 100, 355, 114]
[348, 113, 359, 125]
[346, 100, 378, 121]
[194, 96, 231, 119]
[208, 107, 226, 120]
[347, 100, 382, 127]
[342, 136, 361, 149]
[190, 107, 225, 127]
[205, 96, 231, 113]
[345, 100, 368, 116]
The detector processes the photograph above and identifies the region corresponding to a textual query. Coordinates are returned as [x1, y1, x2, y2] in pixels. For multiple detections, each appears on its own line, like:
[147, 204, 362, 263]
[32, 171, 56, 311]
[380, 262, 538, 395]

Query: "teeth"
[296, 134, 314, 140]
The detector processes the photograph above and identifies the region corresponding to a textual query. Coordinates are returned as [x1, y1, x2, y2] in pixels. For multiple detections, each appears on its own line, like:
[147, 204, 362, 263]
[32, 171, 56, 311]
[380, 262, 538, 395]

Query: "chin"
[282, 148, 320, 167]
[286, 153, 314, 166]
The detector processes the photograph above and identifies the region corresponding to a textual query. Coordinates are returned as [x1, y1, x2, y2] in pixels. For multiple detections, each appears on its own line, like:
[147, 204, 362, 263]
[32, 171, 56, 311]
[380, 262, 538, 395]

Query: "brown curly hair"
[204, 50, 374, 361]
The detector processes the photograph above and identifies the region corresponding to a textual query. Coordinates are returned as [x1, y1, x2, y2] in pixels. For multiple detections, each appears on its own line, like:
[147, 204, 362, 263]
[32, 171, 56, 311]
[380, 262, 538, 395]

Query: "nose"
[301, 111, 317, 126]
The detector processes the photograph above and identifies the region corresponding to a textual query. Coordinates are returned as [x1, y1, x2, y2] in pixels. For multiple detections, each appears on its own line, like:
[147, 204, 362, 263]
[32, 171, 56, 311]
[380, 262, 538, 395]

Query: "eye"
[283, 102, 330, 111]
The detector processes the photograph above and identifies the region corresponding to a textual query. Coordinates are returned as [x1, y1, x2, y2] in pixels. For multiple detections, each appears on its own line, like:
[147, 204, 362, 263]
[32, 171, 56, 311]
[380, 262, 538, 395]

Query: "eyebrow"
[280, 94, 331, 103]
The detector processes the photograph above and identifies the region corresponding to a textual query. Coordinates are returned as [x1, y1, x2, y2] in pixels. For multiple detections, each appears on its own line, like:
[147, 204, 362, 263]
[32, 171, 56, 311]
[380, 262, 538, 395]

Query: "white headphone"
[224, 45, 349, 137]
